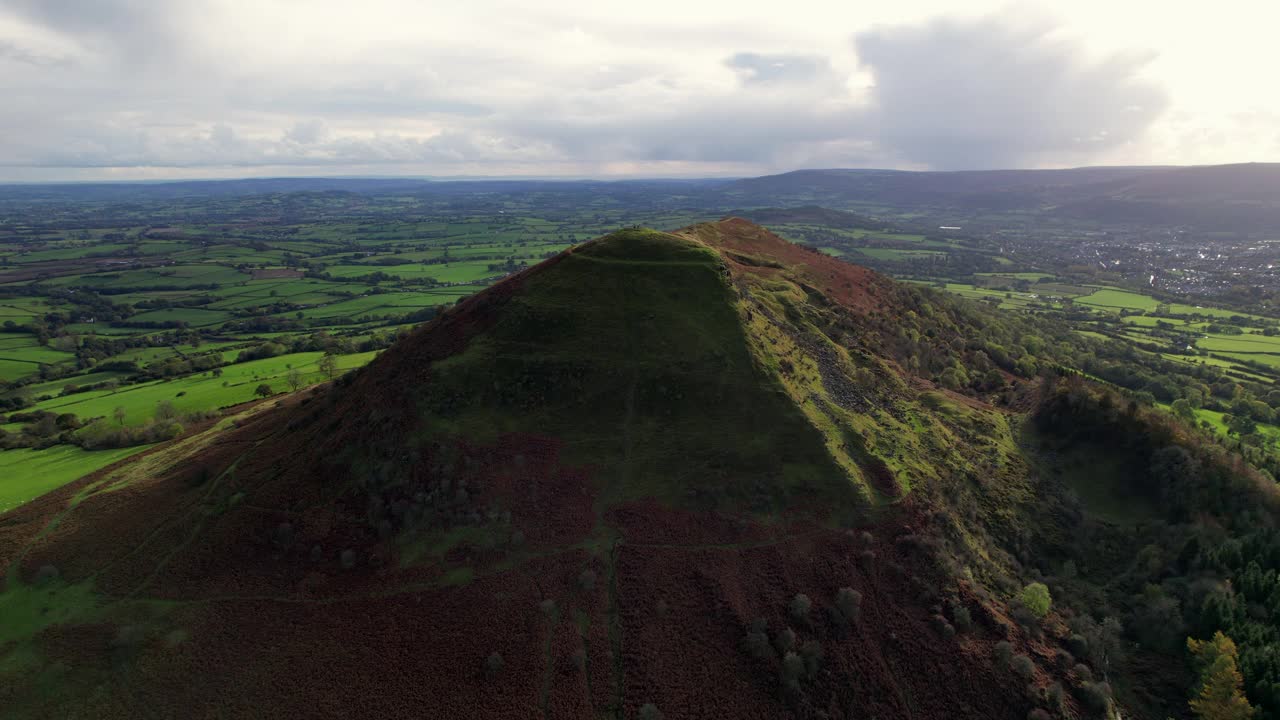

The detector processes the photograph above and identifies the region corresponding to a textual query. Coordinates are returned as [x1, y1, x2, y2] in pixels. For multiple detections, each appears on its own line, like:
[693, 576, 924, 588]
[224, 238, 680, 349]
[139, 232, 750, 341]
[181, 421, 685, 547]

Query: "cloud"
[0, 0, 184, 62]
[853, 14, 1169, 169]
[0, 39, 70, 67]
[725, 53, 835, 86]
[0, 2, 1177, 177]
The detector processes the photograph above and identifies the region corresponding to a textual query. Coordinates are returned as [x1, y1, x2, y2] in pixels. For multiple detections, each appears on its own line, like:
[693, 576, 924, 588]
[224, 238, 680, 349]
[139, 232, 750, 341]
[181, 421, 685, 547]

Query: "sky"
[0, 0, 1276, 181]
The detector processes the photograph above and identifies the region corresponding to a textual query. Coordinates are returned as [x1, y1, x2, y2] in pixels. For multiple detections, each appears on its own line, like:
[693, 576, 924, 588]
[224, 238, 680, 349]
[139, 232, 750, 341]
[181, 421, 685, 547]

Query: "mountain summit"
[5, 220, 1114, 718]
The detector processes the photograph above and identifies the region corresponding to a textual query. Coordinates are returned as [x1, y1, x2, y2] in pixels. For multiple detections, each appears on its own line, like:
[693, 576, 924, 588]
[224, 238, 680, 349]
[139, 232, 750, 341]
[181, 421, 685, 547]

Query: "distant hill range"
[723, 163, 1280, 230]
[5, 163, 1280, 232]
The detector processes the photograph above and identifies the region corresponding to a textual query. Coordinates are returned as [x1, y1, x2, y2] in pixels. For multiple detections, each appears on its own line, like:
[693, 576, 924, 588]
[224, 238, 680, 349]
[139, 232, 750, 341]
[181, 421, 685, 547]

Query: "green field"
[1197, 335, 1280, 353]
[32, 350, 378, 425]
[1076, 288, 1161, 312]
[0, 444, 150, 513]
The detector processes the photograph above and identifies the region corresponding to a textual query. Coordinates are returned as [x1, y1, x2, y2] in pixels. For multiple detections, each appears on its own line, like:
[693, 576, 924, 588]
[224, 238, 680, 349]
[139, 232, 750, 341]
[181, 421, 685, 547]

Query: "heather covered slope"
[2, 221, 1107, 719]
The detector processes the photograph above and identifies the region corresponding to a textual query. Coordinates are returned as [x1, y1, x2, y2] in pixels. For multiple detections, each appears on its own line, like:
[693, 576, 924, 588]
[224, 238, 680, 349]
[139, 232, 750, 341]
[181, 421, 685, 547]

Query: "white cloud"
[0, 0, 1270, 179]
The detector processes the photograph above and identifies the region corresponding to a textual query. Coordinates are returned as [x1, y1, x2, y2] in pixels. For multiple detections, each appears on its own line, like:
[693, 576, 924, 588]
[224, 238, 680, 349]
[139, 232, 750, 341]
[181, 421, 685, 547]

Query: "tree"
[1172, 398, 1198, 422]
[318, 353, 338, 380]
[255, 384, 274, 399]
[155, 400, 177, 422]
[1020, 582, 1051, 618]
[1226, 413, 1258, 437]
[286, 368, 303, 392]
[1187, 632, 1255, 720]
[112, 406, 127, 426]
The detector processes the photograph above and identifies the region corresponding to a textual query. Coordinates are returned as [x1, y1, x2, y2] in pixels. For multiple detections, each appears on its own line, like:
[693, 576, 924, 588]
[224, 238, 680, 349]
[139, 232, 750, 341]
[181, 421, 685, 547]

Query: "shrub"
[800, 640, 823, 676]
[638, 704, 663, 720]
[1073, 663, 1093, 683]
[1027, 710, 1051, 720]
[742, 618, 773, 659]
[994, 641, 1013, 669]
[1047, 682, 1066, 714]
[1019, 582, 1052, 618]
[1077, 681, 1111, 712]
[742, 629, 774, 662]
[1011, 654, 1035, 679]
[790, 593, 812, 622]
[775, 627, 797, 653]
[780, 651, 805, 692]
[539, 599, 557, 616]
[110, 625, 145, 651]
[578, 569, 597, 591]
[932, 614, 955, 638]
[835, 587, 862, 622]
[339, 548, 357, 569]
[33, 564, 60, 585]
[1066, 633, 1089, 658]
[949, 602, 973, 633]
[485, 652, 505, 675]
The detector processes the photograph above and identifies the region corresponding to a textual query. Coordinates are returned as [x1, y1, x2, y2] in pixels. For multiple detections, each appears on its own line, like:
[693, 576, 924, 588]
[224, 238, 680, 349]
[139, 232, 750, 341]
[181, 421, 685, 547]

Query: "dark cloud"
[854, 15, 1169, 169]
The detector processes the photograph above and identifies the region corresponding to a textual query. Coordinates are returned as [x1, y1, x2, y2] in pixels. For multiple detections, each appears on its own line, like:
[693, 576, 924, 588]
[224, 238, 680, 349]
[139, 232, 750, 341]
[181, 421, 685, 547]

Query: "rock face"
[1, 220, 1042, 719]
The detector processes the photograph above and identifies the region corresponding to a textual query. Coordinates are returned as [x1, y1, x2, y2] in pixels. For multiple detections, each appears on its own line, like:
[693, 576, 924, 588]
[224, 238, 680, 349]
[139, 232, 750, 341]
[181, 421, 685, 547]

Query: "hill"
[4, 219, 1280, 719]
[724, 164, 1280, 231]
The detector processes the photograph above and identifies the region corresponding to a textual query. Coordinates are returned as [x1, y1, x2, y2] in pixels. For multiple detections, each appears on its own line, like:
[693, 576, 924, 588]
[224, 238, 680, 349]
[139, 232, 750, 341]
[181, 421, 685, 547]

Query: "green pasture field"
[9, 244, 134, 263]
[856, 248, 946, 261]
[932, 283, 1050, 311]
[1196, 335, 1280, 353]
[46, 265, 250, 289]
[0, 444, 151, 513]
[1160, 354, 1274, 383]
[1123, 316, 1180, 327]
[0, 360, 45, 382]
[1217, 352, 1280, 369]
[105, 340, 246, 367]
[125, 308, 233, 327]
[17, 371, 128, 399]
[976, 272, 1056, 281]
[1166, 302, 1260, 320]
[1076, 288, 1161, 312]
[30, 350, 378, 425]
[61, 324, 142, 335]
[323, 261, 503, 283]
